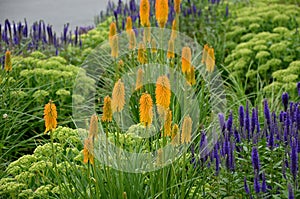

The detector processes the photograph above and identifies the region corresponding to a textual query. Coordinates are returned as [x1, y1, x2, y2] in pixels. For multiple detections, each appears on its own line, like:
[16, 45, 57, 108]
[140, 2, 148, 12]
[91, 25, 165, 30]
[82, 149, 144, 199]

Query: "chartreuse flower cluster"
[224, 1, 300, 96]
[0, 127, 85, 198]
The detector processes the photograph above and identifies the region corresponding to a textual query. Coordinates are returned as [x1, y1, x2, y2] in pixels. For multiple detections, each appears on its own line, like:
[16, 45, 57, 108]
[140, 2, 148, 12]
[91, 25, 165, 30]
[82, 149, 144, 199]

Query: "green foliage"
[224, 2, 300, 97]
[0, 127, 84, 198]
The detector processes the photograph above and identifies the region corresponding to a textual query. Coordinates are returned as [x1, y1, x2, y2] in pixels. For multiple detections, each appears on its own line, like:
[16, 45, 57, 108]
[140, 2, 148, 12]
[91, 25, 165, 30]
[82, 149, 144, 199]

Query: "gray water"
[0, 0, 117, 33]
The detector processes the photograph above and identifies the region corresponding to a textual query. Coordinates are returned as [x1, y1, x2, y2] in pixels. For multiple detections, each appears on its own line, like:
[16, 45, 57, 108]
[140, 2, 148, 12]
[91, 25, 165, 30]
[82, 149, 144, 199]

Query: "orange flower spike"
[125, 16, 132, 33]
[129, 29, 136, 50]
[151, 39, 157, 53]
[171, 124, 180, 146]
[4, 50, 12, 72]
[44, 100, 58, 134]
[206, 47, 215, 72]
[189, 66, 196, 85]
[143, 26, 151, 43]
[88, 114, 99, 140]
[171, 19, 177, 39]
[138, 42, 147, 64]
[201, 44, 209, 64]
[181, 46, 192, 74]
[135, 68, 143, 90]
[109, 22, 117, 44]
[140, 0, 150, 27]
[181, 115, 192, 144]
[155, 75, 171, 110]
[174, 0, 181, 14]
[167, 39, 175, 59]
[101, 96, 113, 122]
[112, 79, 125, 113]
[139, 93, 153, 127]
[111, 36, 119, 58]
[83, 138, 94, 165]
[164, 109, 172, 136]
[156, 0, 169, 28]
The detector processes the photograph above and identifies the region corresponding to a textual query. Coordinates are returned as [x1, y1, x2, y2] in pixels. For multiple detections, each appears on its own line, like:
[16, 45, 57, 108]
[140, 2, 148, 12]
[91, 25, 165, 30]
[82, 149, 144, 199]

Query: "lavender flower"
[252, 146, 260, 172]
[261, 173, 267, 192]
[244, 177, 250, 195]
[254, 174, 260, 193]
[225, 4, 229, 17]
[251, 108, 256, 135]
[218, 113, 226, 132]
[256, 107, 260, 135]
[239, 105, 244, 129]
[282, 92, 289, 111]
[288, 183, 294, 199]
[290, 137, 298, 181]
[296, 105, 300, 131]
[227, 111, 233, 134]
[264, 99, 271, 130]
[245, 102, 250, 140]
[214, 145, 220, 175]
[200, 132, 208, 158]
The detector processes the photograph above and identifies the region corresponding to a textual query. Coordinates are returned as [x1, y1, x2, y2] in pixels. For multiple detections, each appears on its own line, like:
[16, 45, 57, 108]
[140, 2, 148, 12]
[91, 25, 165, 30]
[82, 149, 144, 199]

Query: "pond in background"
[0, 0, 117, 33]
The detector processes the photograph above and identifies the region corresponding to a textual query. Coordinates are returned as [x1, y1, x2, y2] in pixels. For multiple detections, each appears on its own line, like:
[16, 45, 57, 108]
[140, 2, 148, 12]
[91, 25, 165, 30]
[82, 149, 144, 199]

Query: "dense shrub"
[224, 2, 300, 96]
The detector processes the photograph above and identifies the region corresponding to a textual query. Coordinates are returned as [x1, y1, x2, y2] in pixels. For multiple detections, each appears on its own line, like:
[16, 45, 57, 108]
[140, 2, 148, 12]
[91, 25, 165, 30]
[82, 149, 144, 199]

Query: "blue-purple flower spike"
[282, 92, 289, 111]
[290, 137, 298, 181]
[264, 99, 271, 130]
[297, 82, 300, 96]
[288, 183, 294, 199]
[227, 111, 233, 134]
[254, 174, 260, 193]
[244, 177, 250, 195]
[239, 105, 244, 129]
[251, 146, 260, 172]
[261, 173, 267, 192]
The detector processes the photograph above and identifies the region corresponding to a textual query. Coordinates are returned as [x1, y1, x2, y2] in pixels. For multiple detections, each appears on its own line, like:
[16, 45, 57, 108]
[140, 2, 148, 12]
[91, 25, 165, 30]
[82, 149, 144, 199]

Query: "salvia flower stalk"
[251, 146, 260, 173]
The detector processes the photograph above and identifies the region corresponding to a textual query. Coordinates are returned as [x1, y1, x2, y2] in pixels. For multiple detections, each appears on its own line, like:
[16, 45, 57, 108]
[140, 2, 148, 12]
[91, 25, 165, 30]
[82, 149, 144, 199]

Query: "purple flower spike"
[254, 174, 260, 193]
[282, 92, 289, 111]
[261, 173, 267, 192]
[227, 111, 233, 134]
[297, 82, 300, 96]
[245, 102, 250, 140]
[225, 4, 229, 17]
[252, 146, 260, 172]
[244, 177, 250, 195]
[288, 183, 294, 199]
[214, 146, 220, 175]
[239, 105, 245, 128]
[263, 99, 271, 130]
[290, 137, 298, 181]
[251, 108, 256, 135]
[218, 113, 226, 132]
[200, 131, 208, 158]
